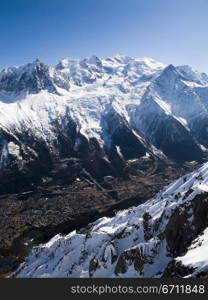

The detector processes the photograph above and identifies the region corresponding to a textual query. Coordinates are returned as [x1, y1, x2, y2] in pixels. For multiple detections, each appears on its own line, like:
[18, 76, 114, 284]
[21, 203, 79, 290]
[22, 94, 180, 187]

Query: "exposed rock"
[89, 258, 100, 277]
[115, 245, 153, 275]
[165, 192, 208, 256]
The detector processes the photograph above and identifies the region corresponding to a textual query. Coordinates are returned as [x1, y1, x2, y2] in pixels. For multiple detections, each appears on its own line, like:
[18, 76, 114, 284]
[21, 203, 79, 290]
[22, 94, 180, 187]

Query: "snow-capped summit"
[106, 53, 133, 64]
[0, 55, 208, 194]
[176, 65, 208, 85]
[0, 59, 58, 94]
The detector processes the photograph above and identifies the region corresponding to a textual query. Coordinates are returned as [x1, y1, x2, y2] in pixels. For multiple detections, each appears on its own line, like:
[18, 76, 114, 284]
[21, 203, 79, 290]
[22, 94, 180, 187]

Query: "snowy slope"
[0, 55, 208, 194]
[16, 162, 208, 278]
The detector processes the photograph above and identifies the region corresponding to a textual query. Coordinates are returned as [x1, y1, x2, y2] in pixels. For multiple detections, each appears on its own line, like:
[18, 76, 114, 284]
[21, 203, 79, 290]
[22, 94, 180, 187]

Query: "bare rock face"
[143, 212, 153, 241]
[89, 258, 100, 277]
[165, 192, 208, 256]
[162, 260, 195, 278]
[115, 245, 154, 275]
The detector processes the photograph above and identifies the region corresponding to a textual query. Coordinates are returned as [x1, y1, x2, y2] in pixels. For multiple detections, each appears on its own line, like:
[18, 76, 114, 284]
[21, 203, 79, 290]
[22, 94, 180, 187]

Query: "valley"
[0, 157, 194, 277]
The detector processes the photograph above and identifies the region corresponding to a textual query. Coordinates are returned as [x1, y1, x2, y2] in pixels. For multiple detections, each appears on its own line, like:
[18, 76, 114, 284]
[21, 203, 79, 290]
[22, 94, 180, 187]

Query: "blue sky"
[0, 0, 208, 72]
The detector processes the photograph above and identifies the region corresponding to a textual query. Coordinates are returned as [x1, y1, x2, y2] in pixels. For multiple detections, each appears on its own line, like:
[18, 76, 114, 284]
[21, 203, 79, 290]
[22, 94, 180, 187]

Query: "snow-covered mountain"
[16, 161, 208, 278]
[0, 54, 208, 193]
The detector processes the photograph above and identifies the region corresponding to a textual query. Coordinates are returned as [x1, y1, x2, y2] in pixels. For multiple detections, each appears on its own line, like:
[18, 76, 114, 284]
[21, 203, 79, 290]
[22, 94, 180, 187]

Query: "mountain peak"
[155, 64, 179, 82]
[163, 64, 176, 72]
[176, 65, 208, 85]
[34, 58, 40, 64]
[85, 55, 102, 65]
[0, 60, 57, 94]
[56, 58, 79, 70]
[107, 53, 133, 64]
[1, 55, 208, 96]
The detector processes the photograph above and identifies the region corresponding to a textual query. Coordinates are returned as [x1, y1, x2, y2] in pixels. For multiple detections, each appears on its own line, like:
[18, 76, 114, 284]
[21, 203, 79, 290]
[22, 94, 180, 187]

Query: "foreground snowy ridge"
[16, 162, 208, 278]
